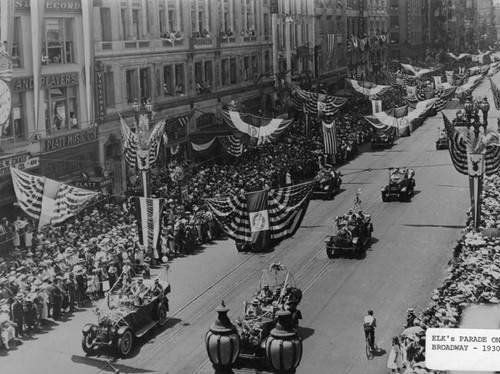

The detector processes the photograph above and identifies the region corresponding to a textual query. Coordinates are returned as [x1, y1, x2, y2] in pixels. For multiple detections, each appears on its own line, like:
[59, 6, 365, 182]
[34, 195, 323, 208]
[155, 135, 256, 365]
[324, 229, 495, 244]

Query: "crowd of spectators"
[0, 84, 401, 351]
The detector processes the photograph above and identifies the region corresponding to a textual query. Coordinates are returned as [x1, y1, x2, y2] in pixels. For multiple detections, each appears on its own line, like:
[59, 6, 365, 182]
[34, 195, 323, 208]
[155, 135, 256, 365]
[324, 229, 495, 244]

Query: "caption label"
[426, 328, 500, 371]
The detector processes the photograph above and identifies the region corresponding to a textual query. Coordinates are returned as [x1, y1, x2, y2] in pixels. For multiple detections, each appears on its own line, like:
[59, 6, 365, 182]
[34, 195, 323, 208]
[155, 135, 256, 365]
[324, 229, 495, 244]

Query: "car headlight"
[109, 327, 117, 335]
[92, 325, 98, 332]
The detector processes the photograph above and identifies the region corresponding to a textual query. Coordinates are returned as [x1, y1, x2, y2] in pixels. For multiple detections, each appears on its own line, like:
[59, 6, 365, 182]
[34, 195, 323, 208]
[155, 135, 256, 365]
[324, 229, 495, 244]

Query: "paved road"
[7, 84, 493, 373]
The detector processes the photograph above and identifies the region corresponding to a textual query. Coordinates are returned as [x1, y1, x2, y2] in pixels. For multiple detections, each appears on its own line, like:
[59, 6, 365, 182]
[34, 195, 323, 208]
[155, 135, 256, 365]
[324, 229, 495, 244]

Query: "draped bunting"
[291, 86, 348, 117]
[218, 135, 243, 157]
[364, 105, 409, 131]
[447, 52, 472, 61]
[400, 64, 436, 78]
[382, 70, 416, 88]
[220, 110, 293, 145]
[490, 78, 500, 110]
[119, 114, 165, 168]
[191, 138, 216, 151]
[405, 87, 456, 113]
[456, 73, 485, 95]
[487, 61, 500, 77]
[11, 168, 97, 228]
[345, 79, 391, 98]
[204, 181, 315, 245]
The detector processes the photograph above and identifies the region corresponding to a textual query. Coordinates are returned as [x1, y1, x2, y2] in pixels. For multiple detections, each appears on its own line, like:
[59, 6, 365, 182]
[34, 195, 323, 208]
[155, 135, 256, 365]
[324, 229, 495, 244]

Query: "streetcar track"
[103, 143, 410, 373]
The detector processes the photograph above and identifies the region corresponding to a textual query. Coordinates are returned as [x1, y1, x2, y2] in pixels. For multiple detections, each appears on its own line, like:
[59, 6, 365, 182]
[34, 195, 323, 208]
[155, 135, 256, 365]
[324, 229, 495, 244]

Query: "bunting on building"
[133, 196, 165, 252]
[400, 64, 436, 79]
[291, 86, 348, 117]
[10, 168, 97, 228]
[345, 79, 391, 98]
[322, 120, 337, 155]
[490, 78, 500, 110]
[220, 110, 293, 145]
[204, 182, 315, 251]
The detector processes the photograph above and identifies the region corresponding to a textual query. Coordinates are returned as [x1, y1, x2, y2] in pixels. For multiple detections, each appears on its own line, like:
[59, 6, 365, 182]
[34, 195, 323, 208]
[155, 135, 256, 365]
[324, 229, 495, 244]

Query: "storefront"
[39, 127, 99, 181]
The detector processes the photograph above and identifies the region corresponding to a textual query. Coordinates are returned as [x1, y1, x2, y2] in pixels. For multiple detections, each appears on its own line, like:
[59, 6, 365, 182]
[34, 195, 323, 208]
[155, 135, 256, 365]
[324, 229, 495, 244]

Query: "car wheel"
[381, 192, 388, 202]
[399, 192, 406, 202]
[117, 330, 134, 357]
[157, 304, 168, 327]
[81, 334, 94, 354]
[326, 247, 334, 259]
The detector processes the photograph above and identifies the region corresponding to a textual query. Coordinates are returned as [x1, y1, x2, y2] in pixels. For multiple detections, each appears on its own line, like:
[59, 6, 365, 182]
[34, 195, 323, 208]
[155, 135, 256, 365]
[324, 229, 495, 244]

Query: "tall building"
[388, 0, 427, 62]
[0, 0, 97, 212]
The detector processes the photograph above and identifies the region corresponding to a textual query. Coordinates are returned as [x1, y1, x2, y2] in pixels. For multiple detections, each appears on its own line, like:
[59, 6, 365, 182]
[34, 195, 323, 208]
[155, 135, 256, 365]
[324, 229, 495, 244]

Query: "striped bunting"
[400, 64, 436, 79]
[221, 110, 293, 145]
[147, 120, 166, 165]
[10, 167, 44, 220]
[0, 52, 13, 82]
[178, 109, 195, 127]
[119, 114, 138, 168]
[345, 79, 391, 98]
[218, 135, 243, 157]
[291, 87, 347, 117]
[490, 78, 500, 110]
[51, 183, 98, 225]
[485, 143, 500, 176]
[456, 73, 485, 95]
[382, 70, 416, 88]
[434, 86, 457, 112]
[443, 113, 468, 175]
[204, 182, 315, 243]
[322, 120, 337, 155]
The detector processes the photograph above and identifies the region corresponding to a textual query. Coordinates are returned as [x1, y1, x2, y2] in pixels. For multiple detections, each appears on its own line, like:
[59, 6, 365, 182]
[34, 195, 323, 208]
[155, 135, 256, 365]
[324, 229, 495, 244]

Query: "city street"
[2, 93, 476, 374]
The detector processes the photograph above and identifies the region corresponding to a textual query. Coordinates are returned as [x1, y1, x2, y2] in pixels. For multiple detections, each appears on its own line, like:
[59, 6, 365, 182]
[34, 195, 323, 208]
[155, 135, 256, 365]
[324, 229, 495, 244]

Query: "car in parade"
[436, 128, 449, 150]
[371, 130, 395, 149]
[325, 211, 373, 259]
[235, 263, 302, 359]
[312, 168, 342, 200]
[81, 265, 171, 357]
[381, 167, 416, 202]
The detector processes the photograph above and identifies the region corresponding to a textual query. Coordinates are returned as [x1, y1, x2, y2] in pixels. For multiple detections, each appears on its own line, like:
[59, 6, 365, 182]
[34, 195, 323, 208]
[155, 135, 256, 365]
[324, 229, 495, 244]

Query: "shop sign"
[0, 153, 39, 177]
[11, 77, 34, 92]
[43, 128, 98, 153]
[72, 177, 113, 190]
[94, 61, 106, 123]
[15, 0, 82, 12]
[41, 72, 79, 88]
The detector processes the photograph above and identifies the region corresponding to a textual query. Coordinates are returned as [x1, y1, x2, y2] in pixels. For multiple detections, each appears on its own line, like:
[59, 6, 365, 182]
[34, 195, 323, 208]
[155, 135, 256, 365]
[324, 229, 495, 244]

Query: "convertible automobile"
[325, 212, 373, 259]
[81, 267, 171, 357]
[381, 167, 416, 202]
[312, 169, 342, 200]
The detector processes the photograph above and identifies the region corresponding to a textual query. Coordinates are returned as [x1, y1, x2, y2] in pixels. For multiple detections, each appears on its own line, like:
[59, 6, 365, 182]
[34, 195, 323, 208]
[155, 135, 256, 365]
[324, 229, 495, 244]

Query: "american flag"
[204, 182, 315, 243]
[405, 87, 455, 113]
[443, 113, 468, 175]
[382, 70, 416, 88]
[119, 114, 138, 168]
[147, 120, 166, 165]
[11, 168, 97, 226]
[322, 120, 337, 155]
[218, 135, 243, 157]
[134, 196, 165, 251]
[10, 167, 44, 219]
[327, 34, 335, 64]
[292, 87, 348, 117]
[51, 183, 98, 225]
[178, 109, 195, 127]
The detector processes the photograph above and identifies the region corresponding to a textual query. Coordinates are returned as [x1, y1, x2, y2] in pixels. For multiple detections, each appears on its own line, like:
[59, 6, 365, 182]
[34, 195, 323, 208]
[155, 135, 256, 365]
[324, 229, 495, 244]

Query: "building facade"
[0, 0, 98, 212]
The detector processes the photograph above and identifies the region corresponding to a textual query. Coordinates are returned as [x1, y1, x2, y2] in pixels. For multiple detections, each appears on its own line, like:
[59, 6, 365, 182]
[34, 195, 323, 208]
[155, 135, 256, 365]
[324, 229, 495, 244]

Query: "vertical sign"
[94, 60, 106, 123]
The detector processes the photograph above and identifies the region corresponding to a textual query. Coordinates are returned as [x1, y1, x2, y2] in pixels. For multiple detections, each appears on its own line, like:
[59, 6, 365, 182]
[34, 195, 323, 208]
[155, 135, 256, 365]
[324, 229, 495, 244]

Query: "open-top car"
[325, 211, 373, 259]
[381, 167, 416, 202]
[435, 128, 448, 150]
[235, 263, 302, 358]
[371, 130, 395, 149]
[81, 264, 171, 357]
[312, 168, 342, 200]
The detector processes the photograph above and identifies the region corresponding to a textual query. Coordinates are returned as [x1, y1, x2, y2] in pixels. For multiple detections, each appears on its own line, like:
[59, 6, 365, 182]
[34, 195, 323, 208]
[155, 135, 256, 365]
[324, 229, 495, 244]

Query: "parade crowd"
[0, 94, 377, 350]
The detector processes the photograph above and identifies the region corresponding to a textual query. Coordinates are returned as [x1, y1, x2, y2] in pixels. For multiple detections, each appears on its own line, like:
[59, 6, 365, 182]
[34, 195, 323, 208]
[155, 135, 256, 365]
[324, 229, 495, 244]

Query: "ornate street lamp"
[265, 310, 303, 373]
[205, 301, 240, 370]
[452, 96, 491, 230]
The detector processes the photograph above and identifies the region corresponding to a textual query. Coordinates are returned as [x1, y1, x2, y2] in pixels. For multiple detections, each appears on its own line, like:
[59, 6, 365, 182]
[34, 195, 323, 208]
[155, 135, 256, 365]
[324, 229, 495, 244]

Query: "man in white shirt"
[364, 310, 377, 352]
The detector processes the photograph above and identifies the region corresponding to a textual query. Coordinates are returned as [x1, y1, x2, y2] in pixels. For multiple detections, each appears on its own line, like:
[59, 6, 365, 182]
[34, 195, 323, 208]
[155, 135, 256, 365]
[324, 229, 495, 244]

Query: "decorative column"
[229, 0, 234, 33]
[195, 0, 200, 33]
[204, 0, 209, 32]
[127, 0, 133, 39]
[163, 0, 170, 33]
[175, 0, 181, 32]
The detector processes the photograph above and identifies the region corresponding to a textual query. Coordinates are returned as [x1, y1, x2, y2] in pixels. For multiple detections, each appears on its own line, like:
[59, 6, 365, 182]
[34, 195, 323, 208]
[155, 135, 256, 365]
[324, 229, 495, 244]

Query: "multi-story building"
[388, 0, 426, 63]
[0, 0, 97, 213]
[0, 0, 377, 214]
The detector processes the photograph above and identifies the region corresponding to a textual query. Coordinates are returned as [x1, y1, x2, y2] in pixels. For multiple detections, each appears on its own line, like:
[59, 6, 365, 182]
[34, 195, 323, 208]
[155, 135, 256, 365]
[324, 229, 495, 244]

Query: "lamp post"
[453, 96, 490, 230]
[132, 98, 154, 198]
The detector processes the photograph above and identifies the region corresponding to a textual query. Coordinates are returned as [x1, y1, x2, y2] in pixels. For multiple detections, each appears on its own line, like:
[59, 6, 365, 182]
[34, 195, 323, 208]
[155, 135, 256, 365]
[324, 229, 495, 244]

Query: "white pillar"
[163, 0, 169, 33]
[242, 0, 247, 29]
[221, 0, 225, 31]
[175, 0, 181, 32]
[204, 0, 209, 32]
[229, 0, 234, 32]
[195, 0, 200, 32]
[272, 13, 278, 77]
[284, 0, 291, 81]
[127, 0, 133, 39]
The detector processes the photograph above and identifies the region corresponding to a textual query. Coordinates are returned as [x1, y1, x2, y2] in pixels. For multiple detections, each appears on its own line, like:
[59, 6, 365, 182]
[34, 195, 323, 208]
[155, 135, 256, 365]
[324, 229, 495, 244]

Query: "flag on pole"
[133, 197, 165, 252]
[178, 109, 195, 127]
[327, 33, 335, 66]
[322, 120, 337, 155]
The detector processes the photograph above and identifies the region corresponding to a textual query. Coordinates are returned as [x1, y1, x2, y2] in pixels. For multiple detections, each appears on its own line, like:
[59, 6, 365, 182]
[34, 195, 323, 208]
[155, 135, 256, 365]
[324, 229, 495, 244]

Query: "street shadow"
[373, 347, 387, 357]
[298, 326, 314, 341]
[71, 355, 154, 373]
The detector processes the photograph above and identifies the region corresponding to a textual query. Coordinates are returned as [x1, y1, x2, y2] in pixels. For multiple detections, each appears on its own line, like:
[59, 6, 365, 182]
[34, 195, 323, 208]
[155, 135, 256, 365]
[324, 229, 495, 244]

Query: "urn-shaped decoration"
[205, 301, 240, 368]
[265, 310, 303, 373]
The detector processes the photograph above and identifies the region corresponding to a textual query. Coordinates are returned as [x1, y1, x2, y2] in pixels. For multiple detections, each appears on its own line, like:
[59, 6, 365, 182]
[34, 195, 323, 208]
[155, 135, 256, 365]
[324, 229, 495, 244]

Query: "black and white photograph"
[1, 0, 500, 373]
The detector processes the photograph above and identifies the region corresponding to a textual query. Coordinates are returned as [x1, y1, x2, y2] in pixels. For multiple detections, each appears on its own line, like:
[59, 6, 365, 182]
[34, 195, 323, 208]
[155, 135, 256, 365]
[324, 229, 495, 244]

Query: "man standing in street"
[364, 310, 377, 352]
